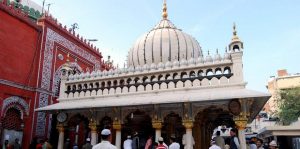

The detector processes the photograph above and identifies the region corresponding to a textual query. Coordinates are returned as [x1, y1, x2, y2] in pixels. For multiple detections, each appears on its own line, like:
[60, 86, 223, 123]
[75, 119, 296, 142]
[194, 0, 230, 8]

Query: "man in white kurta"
[123, 136, 132, 149]
[169, 136, 180, 149]
[182, 134, 195, 149]
[92, 129, 117, 149]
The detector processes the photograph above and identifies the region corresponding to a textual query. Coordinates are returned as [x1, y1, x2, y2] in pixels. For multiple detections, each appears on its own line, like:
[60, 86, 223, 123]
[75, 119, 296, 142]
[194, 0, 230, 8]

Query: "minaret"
[229, 23, 244, 84]
[162, 0, 168, 19]
[229, 23, 244, 52]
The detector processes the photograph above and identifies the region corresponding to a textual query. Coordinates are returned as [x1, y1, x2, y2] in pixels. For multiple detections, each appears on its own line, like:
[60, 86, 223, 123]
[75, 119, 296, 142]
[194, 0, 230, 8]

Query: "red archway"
[1, 108, 24, 145]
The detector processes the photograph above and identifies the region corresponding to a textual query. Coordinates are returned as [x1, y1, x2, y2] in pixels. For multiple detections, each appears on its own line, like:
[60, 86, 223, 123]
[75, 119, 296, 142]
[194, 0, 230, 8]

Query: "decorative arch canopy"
[2, 96, 29, 119]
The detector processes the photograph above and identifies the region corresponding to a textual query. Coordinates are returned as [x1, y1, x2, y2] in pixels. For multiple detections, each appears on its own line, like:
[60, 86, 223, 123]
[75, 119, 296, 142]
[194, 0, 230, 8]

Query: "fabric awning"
[258, 125, 300, 137]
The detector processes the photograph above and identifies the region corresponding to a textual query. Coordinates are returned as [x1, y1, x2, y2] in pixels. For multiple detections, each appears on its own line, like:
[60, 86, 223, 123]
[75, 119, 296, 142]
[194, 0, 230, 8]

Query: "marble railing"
[59, 59, 236, 100]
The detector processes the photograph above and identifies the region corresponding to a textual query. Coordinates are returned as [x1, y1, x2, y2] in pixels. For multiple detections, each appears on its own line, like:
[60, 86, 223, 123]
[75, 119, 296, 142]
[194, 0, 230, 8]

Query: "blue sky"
[32, 0, 300, 92]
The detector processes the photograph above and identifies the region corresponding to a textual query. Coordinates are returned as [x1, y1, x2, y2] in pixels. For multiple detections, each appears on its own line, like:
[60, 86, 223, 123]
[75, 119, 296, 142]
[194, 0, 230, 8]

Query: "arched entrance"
[162, 112, 185, 146]
[66, 114, 90, 148]
[193, 107, 235, 149]
[1, 108, 24, 145]
[1, 96, 29, 146]
[122, 110, 154, 149]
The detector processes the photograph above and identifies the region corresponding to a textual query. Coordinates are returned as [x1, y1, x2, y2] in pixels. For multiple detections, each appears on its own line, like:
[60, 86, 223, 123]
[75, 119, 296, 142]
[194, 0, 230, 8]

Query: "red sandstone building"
[0, 1, 110, 147]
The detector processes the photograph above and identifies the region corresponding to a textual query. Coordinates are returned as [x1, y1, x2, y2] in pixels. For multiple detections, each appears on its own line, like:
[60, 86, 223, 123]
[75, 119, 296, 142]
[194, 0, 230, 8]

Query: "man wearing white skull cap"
[92, 129, 117, 149]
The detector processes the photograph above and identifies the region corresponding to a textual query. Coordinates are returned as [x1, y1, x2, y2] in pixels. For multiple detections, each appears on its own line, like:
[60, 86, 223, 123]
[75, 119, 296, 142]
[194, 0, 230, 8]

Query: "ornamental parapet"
[1, 0, 42, 21]
[58, 57, 242, 100]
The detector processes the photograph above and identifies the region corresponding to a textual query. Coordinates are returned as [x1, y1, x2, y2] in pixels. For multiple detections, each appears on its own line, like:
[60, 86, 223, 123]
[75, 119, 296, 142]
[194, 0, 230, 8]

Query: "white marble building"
[37, 1, 270, 149]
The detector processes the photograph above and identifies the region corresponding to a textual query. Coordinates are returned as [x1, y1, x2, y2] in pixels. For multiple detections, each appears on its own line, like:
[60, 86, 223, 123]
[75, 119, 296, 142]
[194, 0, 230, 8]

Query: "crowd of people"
[2, 138, 52, 149]
[3, 128, 280, 149]
[90, 129, 183, 149]
[209, 128, 278, 149]
[2, 138, 21, 149]
[28, 138, 52, 149]
[121, 132, 180, 149]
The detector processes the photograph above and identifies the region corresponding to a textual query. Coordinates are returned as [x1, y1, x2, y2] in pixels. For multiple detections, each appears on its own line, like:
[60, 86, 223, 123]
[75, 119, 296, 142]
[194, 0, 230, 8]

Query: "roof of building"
[36, 86, 269, 113]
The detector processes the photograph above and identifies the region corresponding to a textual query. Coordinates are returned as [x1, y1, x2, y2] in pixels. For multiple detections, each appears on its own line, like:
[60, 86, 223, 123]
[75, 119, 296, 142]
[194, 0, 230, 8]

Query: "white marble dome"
[128, 19, 202, 67]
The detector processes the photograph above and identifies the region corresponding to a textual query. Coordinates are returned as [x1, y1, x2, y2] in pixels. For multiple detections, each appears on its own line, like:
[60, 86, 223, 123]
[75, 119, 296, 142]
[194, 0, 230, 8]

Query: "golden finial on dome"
[231, 22, 241, 42]
[162, 0, 168, 19]
[233, 22, 237, 36]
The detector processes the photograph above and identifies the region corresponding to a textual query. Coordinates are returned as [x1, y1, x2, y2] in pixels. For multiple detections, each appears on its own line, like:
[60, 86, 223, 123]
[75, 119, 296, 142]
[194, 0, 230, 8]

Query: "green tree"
[277, 87, 300, 125]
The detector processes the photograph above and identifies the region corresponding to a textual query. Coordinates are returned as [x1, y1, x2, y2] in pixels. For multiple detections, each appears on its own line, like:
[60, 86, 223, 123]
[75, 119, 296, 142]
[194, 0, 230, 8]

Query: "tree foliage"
[277, 87, 300, 125]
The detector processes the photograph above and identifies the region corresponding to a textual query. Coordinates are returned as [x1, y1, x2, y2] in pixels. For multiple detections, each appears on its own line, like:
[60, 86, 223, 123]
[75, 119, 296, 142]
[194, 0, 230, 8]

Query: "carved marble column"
[113, 121, 122, 149]
[152, 120, 162, 142]
[57, 124, 64, 149]
[183, 119, 194, 149]
[89, 120, 98, 145]
[234, 113, 248, 149]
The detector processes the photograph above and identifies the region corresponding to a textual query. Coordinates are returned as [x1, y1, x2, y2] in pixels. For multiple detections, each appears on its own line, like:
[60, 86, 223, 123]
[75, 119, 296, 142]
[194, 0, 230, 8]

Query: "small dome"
[135, 66, 142, 72]
[78, 73, 84, 79]
[188, 58, 195, 65]
[224, 49, 231, 60]
[214, 49, 222, 62]
[196, 56, 204, 64]
[150, 63, 157, 70]
[128, 66, 135, 72]
[91, 71, 97, 78]
[116, 69, 122, 74]
[205, 51, 213, 63]
[74, 74, 79, 80]
[122, 68, 128, 73]
[143, 64, 150, 71]
[108, 70, 114, 76]
[173, 60, 180, 68]
[165, 61, 172, 68]
[158, 62, 165, 69]
[180, 59, 188, 66]
[69, 74, 74, 80]
[103, 70, 108, 76]
[96, 70, 102, 77]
